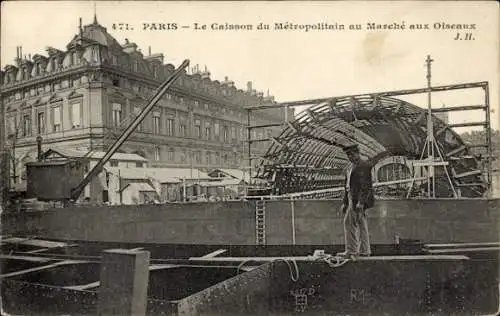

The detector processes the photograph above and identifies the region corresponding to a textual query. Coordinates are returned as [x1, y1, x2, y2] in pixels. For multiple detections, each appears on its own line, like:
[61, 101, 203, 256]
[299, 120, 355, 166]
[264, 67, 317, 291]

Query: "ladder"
[255, 198, 266, 245]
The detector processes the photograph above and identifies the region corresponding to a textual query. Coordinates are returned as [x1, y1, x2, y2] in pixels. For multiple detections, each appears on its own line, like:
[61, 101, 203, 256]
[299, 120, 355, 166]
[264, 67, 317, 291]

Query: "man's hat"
[342, 143, 359, 154]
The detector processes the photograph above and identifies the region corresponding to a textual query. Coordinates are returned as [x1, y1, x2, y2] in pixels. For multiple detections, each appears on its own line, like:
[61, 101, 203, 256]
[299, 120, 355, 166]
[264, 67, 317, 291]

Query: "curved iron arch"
[255, 95, 486, 197]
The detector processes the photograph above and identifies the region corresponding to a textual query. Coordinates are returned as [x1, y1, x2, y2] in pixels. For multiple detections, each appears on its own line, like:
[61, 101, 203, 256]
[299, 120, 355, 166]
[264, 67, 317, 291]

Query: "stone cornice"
[0, 65, 91, 93]
[2, 64, 281, 122]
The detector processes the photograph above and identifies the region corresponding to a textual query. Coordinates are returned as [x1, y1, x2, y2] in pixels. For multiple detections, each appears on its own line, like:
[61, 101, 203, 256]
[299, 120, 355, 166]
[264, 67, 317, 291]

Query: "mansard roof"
[67, 16, 122, 49]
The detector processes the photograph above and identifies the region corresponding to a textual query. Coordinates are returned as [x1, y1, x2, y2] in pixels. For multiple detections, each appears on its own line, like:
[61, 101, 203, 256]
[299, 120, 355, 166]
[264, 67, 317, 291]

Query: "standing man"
[337, 144, 374, 258]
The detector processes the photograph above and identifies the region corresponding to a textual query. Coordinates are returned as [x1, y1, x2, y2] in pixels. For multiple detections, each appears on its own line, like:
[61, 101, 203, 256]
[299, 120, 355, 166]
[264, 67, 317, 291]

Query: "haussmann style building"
[0, 16, 293, 203]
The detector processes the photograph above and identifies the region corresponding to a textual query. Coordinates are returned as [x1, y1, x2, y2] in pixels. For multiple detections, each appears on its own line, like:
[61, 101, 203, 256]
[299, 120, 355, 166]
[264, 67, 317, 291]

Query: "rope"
[314, 254, 350, 268]
[236, 258, 300, 282]
[235, 254, 348, 283]
[271, 258, 300, 282]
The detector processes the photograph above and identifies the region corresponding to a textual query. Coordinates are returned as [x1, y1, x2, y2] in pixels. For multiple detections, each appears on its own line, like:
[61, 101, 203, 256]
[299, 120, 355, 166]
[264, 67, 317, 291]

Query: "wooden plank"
[0, 254, 53, 262]
[63, 281, 100, 291]
[200, 249, 227, 258]
[149, 263, 257, 271]
[425, 242, 500, 249]
[0, 260, 90, 279]
[425, 247, 500, 254]
[18, 239, 74, 248]
[1, 237, 28, 244]
[188, 255, 469, 263]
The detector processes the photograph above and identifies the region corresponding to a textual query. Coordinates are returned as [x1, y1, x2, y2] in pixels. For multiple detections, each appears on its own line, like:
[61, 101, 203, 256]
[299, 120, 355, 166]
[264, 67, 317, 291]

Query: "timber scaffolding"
[244, 80, 493, 199]
[1, 237, 499, 315]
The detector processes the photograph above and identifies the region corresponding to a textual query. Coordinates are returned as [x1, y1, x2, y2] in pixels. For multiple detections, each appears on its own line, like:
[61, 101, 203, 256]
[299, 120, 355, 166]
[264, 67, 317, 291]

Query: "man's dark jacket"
[342, 160, 375, 213]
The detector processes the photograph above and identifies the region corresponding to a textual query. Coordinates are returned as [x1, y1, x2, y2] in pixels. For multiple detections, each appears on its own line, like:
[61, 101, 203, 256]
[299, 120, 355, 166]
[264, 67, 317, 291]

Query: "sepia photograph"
[0, 1, 499, 315]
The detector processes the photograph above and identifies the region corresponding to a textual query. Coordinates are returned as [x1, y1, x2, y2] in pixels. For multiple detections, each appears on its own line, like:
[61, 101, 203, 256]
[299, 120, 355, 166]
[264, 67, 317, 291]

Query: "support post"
[247, 109, 252, 188]
[484, 83, 492, 196]
[98, 249, 150, 316]
[426, 55, 435, 198]
[291, 196, 296, 245]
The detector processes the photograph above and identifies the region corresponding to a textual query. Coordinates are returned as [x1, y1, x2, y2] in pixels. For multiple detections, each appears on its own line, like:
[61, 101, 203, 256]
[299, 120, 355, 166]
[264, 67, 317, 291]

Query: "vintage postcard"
[1, 1, 499, 315]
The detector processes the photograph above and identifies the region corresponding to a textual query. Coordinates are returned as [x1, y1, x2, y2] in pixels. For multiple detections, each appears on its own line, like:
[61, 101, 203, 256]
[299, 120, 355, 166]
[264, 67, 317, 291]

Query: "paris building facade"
[0, 17, 292, 187]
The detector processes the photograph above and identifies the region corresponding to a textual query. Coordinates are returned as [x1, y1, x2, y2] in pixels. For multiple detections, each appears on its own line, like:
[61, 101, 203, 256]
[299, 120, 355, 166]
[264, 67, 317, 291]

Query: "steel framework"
[245, 81, 492, 198]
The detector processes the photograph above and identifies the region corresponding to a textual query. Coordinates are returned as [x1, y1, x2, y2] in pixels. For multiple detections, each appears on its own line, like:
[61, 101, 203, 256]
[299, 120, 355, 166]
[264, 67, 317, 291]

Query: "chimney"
[36, 136, 43, 161]
[15, 46, 21, 65]
[148, 46, 151, 56]
[247, 81, 252, 92]
[79, 18, 83, 36]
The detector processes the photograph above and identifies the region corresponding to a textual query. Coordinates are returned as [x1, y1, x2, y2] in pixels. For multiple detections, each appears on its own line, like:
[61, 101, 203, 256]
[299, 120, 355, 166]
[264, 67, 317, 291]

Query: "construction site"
[0, 17, 499, 315]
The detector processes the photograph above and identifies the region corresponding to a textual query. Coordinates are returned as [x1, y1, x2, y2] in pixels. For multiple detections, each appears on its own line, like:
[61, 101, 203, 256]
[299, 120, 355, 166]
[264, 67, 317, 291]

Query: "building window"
[194, 119, 201, 138]
[37, 112, 45, 134]
[240, 127, 244, 140]
[153, 112, 161, 134]
[110, 160, 118, 167]
[136, 162, 144, 168]
[35, 63, 41, 75]
[223, 126, 228, 142]
[133, 106, 142, 131]
[154, 146, 161, 161]
[194, 100, 199, 107]
[179, 123, 186, 137]
[166, 118, 175, 136]
[205, 125, 211, 140]
[153, 65, 158, 78]
[112, 103, 122, 127]
[195, 151, 201, 163]
[167, 148, 174, 161]
[215, 152, 220, 164]
[204, 103, 209, 110]
[214, 123, 220, 137]
[223, 153, 228, 164]
[52, 106, 61, 132]
[166, 93, 172, 100]
[231, 126, 236, 140]
[22, 114, 31, 137]
[133, 60, 138, 72]
[179, 97, 184, 104]
[71, 103, 81, 128]
[205, 151, 210, 165]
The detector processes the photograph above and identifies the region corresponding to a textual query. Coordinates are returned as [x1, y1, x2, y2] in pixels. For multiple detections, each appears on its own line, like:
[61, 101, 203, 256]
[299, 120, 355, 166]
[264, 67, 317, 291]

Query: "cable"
[270, 258, 300, 282]
[236, 258, 300, 282]
[317, 254, 350, 268]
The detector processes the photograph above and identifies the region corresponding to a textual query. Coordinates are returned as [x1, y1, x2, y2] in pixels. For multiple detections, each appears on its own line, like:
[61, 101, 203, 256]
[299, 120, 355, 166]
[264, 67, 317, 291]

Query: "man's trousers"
[343, 201, 371, 256]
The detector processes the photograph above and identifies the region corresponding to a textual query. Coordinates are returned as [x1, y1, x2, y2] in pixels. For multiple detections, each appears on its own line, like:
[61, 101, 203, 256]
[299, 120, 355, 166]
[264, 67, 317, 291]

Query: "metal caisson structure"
[246, 81, 492, 199]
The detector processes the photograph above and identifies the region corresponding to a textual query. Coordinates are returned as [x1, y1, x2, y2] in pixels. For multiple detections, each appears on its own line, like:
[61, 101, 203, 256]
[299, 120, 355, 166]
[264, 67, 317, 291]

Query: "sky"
[2, 1, 499, 131]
